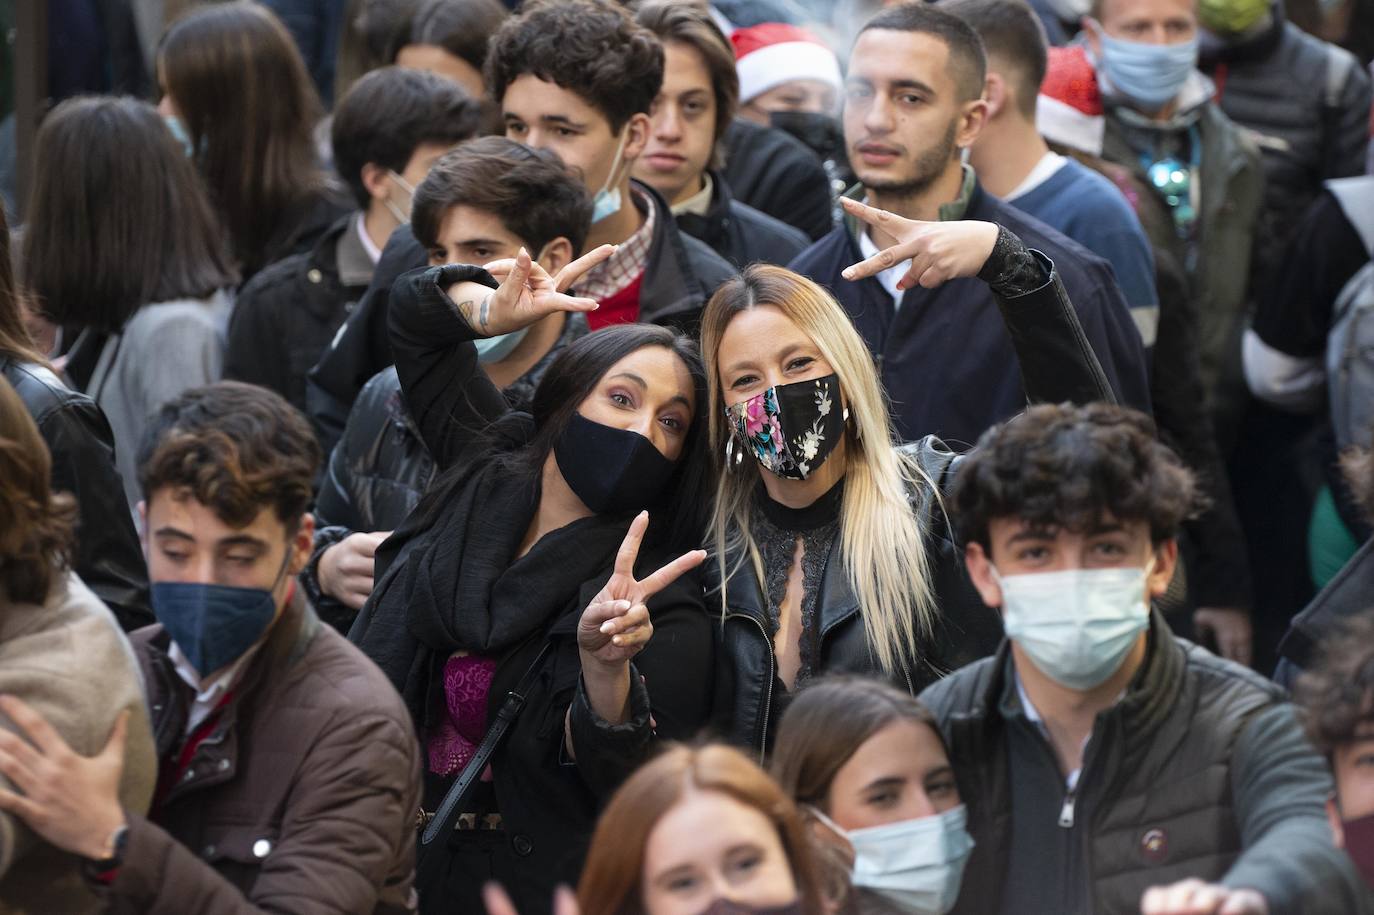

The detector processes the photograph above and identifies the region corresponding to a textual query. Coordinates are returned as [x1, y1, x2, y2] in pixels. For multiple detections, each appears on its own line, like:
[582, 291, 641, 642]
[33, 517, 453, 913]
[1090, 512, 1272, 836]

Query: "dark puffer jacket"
[1200, 4, 1372, 278]
[1, 356, 150, 631]
[920, 612, 1367, 915]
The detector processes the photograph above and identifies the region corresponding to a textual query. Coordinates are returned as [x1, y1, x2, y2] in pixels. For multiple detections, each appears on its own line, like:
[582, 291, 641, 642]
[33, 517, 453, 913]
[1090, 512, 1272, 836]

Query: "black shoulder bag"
[416, 640, 554, 872]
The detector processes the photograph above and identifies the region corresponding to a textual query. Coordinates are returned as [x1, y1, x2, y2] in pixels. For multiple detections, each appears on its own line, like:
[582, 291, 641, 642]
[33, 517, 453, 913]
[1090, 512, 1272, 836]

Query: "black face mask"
[554, 412, 676, 515]
[769, 110, 843, 157]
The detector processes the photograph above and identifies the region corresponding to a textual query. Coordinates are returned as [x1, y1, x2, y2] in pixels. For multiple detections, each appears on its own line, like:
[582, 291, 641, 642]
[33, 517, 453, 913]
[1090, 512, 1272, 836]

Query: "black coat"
[1, 356, 151, 630]
[350, 265, 715, 915]
[1274, 538, 1374, 689]
[722, 118, 836, 242]
[790, 179, 1152, 447]
[714, 243, 1118, 758]
[226, 214, 372, 415]
[676, 170, 810, 270]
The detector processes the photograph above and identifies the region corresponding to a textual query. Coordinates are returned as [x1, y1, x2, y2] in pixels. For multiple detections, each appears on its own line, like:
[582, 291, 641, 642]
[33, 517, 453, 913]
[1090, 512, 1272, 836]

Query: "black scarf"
[351, 414, 633, 725]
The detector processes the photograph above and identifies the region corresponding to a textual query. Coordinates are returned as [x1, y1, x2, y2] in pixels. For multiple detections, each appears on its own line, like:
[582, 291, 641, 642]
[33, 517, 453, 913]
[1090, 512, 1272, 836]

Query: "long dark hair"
[418, 323, 712, 553]
[158, 2, 329, 276]
[21, 96, 237, 332]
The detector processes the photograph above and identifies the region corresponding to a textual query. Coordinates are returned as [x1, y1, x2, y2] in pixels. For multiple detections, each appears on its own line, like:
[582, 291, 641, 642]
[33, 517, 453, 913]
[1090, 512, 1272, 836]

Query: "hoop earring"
[725, 436, 743, 468]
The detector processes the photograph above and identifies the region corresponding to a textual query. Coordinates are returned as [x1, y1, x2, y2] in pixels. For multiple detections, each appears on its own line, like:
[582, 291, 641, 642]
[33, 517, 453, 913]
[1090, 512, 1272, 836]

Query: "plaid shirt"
[578, 188, 655, 301]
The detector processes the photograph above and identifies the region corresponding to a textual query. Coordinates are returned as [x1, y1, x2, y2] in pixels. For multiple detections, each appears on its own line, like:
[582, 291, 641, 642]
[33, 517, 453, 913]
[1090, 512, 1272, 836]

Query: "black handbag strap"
[420, 640, 555, 847]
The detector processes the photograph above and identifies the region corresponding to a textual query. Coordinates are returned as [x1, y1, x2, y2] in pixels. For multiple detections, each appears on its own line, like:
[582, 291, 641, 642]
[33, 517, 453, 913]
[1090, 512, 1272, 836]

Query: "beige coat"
[0, 571, 156, 914]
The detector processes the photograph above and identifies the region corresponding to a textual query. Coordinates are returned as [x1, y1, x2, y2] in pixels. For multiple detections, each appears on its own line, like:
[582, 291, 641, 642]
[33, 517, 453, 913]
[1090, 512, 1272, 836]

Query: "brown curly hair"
[950, 402, 1204, 553]
[1297, 612, 1374, 760]
[0, 377, 77, 605]
[136, 382, 319, 528]
[485, 0, 664, 132]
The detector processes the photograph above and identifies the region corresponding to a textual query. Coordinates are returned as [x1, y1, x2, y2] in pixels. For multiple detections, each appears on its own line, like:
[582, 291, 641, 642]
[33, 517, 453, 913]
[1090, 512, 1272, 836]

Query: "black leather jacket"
[2, 356, 151, 630]
[711, 244, 1117, 759]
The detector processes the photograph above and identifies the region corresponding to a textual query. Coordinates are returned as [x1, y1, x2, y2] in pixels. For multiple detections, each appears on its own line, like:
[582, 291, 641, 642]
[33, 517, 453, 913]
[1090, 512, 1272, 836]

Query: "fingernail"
[600, 621, 615, 634]
[612, 636, 623, 645]
[842, 269, 854, 279]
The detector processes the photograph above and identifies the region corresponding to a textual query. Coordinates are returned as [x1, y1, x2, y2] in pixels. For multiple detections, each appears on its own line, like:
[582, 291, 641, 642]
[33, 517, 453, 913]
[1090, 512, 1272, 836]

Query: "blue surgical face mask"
[474, 326, 530, 363]
[591, 128, 631, 224]
[163, 114, 195, 158]
[994, 562, 1153, 690]
[1094, 27, 1199, 112]
[811, 805, 974, 915]
[151, 547, 293, 678]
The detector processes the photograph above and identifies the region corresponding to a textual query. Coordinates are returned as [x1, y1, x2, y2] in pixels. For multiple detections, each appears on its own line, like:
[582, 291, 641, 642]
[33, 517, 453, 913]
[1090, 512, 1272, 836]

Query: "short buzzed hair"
[942, 0, 1047, 118]
[860, 3, 987, 103]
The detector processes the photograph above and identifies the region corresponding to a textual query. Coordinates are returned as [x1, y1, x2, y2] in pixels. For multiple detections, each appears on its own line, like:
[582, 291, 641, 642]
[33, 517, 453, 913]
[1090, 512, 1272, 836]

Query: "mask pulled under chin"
[726, 373, 845, 480]
[591, 129, 631, 223]
[995, 564, 1152, 690]
[554, 412, 675, 515]
[1343, 812, 1374, 890]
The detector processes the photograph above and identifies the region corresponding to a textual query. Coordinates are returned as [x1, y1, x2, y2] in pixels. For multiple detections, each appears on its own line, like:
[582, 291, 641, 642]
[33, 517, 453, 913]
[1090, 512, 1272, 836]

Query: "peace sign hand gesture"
[577, 511, 707, 667]
[838, 197, 999, 292]
[445, 243, 615, 338]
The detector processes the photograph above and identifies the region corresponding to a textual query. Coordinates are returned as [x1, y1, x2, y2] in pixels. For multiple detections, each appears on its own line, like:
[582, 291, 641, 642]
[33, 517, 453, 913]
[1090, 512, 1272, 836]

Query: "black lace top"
[751, 479, 845, 686]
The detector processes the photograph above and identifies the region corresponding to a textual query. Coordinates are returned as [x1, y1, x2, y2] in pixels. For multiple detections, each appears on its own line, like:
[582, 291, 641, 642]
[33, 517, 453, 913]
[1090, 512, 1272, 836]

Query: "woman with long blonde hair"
[701, 200, 1117, 756]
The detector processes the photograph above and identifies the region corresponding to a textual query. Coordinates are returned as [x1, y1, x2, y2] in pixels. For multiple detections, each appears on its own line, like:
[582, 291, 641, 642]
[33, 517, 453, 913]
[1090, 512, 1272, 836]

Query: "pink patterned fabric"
[427, 654, 498, 777]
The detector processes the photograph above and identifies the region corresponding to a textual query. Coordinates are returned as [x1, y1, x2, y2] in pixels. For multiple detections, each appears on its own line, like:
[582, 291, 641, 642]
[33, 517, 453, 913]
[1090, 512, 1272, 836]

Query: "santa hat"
[1037, 45, 1105, 157]
[730, 23, 842, 105]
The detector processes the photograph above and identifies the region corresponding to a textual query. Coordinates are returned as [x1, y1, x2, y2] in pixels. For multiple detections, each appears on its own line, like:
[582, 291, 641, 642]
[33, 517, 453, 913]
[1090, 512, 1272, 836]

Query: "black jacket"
[790, 180, 1152, 447]
[722, 118, 836, 242]
[676, 171, 810, 270]
[226, 214, 373, 415]
[350, 265, 715, 915]
[306, 225, 426, 456]
[1274, 538, 1374, 689]
[1, 356, 151, 631]
[623, 180, 736, 330]
[1200, 4, 1371, 280]
[921, 612, 1367, 915]
[241, 184, 352, 284]
[714, 243, 1117, 758]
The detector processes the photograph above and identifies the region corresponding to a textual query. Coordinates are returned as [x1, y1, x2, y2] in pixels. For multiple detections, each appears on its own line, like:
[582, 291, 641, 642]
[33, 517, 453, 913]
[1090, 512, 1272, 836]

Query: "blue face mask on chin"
[591, 129, 631, 224]
[1095, 28, 1199, 112]
[163, 114, 195, 158]
[151, 547, 294, 678]
[474, 326, 530, 363]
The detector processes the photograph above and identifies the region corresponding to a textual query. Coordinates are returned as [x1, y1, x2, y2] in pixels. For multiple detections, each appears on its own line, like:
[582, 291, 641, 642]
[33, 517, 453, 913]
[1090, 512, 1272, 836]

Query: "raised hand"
[577, 511, 707, 667]
[483, 882, 580, 915]
[838, 197, 999, 291]
[445, 244, 616, 338]
[1141, 879, 1269, 915]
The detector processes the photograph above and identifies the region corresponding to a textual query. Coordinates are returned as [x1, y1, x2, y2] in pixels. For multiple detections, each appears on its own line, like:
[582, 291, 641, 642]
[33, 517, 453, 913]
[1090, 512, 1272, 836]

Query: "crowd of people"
[2, 0, 1374, 912]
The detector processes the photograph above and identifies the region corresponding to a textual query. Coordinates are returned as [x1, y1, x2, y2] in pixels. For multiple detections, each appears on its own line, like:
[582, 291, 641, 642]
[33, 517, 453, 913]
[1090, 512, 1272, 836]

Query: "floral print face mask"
[726, 373, 845, 480]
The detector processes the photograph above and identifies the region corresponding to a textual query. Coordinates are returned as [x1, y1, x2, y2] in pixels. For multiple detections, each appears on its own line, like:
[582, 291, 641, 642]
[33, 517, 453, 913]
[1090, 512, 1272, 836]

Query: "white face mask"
[993, 563, 1153, 691]
[813, 805, 974, 915]
[385, 170, 416, 225]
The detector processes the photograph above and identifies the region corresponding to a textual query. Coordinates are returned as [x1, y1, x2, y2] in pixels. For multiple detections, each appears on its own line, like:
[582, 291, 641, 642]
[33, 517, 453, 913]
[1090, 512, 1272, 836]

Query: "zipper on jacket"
[1058, 786, 1077, 828]
[726, 612, 774, 766]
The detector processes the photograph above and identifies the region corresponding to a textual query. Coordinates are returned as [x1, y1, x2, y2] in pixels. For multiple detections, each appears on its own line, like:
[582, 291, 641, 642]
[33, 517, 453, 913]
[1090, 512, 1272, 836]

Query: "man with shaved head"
[789, 2, 1151, 447]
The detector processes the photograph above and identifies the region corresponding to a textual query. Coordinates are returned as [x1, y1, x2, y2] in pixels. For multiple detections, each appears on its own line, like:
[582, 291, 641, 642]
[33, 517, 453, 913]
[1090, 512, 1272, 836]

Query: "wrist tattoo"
[478, 294, 492, 333]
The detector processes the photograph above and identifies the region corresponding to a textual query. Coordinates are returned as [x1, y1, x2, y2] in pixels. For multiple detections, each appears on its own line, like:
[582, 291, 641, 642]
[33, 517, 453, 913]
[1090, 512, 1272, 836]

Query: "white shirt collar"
[670, 173, 714, 218]
[1005, 151, 1068, 202]
[355, 211, 383, 266]
[856, 226, 906, 307]
[169, 641, 258, 735]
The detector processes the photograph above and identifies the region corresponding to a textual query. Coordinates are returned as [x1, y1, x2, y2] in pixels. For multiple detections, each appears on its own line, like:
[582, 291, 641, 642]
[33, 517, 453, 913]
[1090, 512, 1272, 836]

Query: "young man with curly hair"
[485, 0, 735, 331]
[0, 382, 421, 914]
[920, 402, 1363, 915]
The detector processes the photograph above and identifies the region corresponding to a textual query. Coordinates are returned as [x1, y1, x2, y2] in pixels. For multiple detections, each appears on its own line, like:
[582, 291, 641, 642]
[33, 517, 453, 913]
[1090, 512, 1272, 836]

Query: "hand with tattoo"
[444, 245, 615, 337]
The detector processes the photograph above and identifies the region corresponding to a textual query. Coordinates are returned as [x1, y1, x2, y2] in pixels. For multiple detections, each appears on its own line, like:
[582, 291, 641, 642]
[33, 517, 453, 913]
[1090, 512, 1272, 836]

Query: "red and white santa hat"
[730, 23, 843, 105]
[1037, 45, 1105, 157]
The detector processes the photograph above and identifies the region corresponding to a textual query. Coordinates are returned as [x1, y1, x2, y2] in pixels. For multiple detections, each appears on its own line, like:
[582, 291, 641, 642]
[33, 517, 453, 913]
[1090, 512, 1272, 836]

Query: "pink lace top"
[427, 654, 498, 777]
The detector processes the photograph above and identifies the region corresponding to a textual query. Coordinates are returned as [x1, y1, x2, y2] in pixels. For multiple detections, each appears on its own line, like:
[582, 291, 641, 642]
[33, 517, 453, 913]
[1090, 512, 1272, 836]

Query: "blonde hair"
[700, 264, 940, 676]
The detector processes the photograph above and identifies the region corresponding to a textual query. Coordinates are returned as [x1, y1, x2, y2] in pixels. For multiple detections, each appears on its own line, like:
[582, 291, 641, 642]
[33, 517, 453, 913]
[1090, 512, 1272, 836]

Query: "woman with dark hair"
[0, 202, 149, 631]
[21, 95, 238, 516]
[157, 1, 349, 279]
[0, 374, 157, 912]
[771, 678, 974, 915]
[350, 247, 715, 914]
[393, 0, 507, 97]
